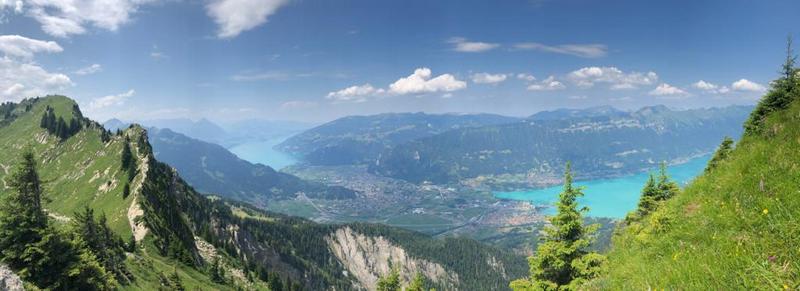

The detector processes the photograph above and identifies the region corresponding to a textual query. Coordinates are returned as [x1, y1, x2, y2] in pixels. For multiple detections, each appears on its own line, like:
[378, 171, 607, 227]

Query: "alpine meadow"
[0, 1, 799, 290]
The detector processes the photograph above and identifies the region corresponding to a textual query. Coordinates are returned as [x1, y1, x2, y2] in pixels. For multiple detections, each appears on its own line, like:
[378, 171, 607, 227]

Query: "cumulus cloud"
[4, 0, 158, 38]
[0, 35, 62, 58]
[0, 0, 23, 13]
[325, 84, 382, 103]
[388, 68, 466, 95]
[692, 80, 729, 94]
[731, 79, 766, 92]
[471, 72, 507, 84]
[567, 66, 658, 89]
[513, 42, 608, 58]
[516, 73, 536, 82]
[207, 0, 289, 39]
[74, 63, 102, 75]
[648, 83, 688, 97]
[0, 56, 73, 102]
[88, 89, 135, 110]
[526, 75, 565, 91]
[447, 37, 499, 53]
[325, 68, 466, 103]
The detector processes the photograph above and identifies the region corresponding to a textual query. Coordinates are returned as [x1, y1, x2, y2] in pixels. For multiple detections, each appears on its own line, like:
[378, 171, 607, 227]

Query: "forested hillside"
[147, 127, 356, 205]
[371, 105, 751, 184]
[277, 112, 521, 165]
[0, 96, 526, 290]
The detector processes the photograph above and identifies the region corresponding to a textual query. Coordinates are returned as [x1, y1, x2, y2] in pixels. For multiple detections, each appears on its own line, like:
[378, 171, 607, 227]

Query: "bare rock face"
[326, 227, 459, 290]
[0, 264, 24, 291]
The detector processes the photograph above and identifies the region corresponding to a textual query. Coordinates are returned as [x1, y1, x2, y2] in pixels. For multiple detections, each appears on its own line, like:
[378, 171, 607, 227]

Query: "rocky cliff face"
[0, 264, 23, 291]
[326, 227, 459, 290]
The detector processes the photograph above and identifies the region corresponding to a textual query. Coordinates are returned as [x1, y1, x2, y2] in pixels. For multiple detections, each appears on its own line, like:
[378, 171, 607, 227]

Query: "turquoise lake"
[494, 156, 711, 218]
[228, 137, 298, 170]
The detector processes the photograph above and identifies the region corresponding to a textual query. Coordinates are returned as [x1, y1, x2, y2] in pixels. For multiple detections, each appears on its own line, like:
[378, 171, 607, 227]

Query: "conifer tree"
[627, 174, 658, 221]
[122, 183, 131, 199]
[376, 268, 401, 291]
[705, 136, 735, 173]
[0, 151, 116, 290]
[510, 163, 605, 290]
[121, 138, 133, 170]
[745, 37, 799, 134]
[406, 272, 426, 291]
[0, 150, 48, 271]
[655, 162, 679, 201]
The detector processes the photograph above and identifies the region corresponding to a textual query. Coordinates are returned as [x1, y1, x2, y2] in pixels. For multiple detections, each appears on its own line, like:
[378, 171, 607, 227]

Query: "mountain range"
[0, 96, 525, 290]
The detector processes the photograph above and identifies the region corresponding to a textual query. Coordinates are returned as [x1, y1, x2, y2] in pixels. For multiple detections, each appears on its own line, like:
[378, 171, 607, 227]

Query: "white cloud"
[447, 37, 499, 53]
[8, 0, 158, 38]
[692, 80, 729, 94]
[567, 66, 658, 89]
[648, 83, 688, 97]
[0, 0, 23, 13]
[0, 56, 73, 102]
[471, 72, 507, 84]
[206, 0, 289, 39]
[325, 83, 382, 103]
[88, 89, 134, 110]
[692, 80, 717, 91]
[513, 42, 608, 58]
[516, 73, 536, 82]
[526, 75, 565, 91]
[0, 35, 62, 58]
[731, 79, 766, 92]
[388, 67, 466, 95]
[74, 63, 102, 75]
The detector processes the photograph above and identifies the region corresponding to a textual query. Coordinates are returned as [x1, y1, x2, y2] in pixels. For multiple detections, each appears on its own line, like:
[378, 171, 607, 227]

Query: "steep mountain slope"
[147, 127, 356, 205]
[277, 112, 522, 165]
[0, 96, 526, 290]
[371, 105, 751, 184]
[593, 90, 800, 287]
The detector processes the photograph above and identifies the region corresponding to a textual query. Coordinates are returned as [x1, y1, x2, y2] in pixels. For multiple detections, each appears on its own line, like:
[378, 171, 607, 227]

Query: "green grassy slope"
[595, 98, 800, 288]
[0, 96, 264, 290]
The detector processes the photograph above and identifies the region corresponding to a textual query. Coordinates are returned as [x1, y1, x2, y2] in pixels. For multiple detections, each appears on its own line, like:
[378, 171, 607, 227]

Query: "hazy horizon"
[1, 0, 796, 123]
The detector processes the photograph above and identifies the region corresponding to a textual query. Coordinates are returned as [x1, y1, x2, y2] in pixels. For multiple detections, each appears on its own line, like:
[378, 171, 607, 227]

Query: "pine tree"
[627, 174, 658, 221]
[510, 163, 605, 290]
[705, 136, 735, 173]
[56, 116, 67, 139]
[406, 272, 426, 291]
[655, 162, 679, 201]
[122, 183, 130, 199]
[121, 138, 133, 170]
[0, 151, 116, 290]
[745, 37, 799, 134]
[0, 150, 48, 271]
[376, 268, 401, 291]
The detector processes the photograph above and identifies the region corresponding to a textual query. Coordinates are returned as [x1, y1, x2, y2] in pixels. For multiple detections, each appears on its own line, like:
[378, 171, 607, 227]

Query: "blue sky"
[0, 0, 797, 122]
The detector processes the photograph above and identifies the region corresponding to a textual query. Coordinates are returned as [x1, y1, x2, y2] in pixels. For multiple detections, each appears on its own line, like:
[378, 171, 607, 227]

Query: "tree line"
[0, 151, 131, 290]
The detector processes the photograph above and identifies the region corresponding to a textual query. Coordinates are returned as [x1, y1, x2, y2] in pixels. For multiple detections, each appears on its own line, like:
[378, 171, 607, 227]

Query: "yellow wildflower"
[762, 208, 769, 215]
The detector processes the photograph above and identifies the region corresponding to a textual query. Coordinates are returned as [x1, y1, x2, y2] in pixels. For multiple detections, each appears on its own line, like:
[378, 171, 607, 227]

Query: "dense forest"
[370, 105, 751, 184]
